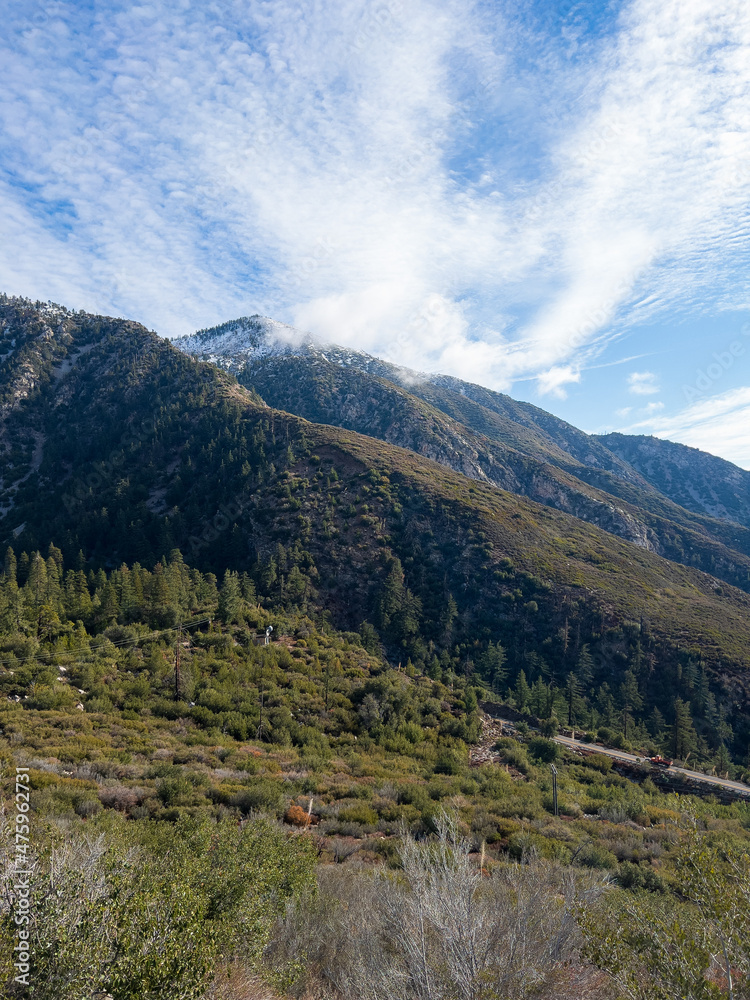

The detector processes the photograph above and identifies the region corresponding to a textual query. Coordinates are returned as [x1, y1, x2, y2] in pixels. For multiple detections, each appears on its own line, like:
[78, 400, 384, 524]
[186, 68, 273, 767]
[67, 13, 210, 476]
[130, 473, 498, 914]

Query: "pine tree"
[575, 644, 595, 690]
[4, 547, 16, 583]
[619, 670, 643, 738]
[439, 594, 458, 639]
[565, 671, 581, 726]
[378, 560, 405, 632]
[514, 669, 530, 712]
[715, 743, 733, 779]
[27, 552, 48, 604]
[478, 641, 507, 691]
[529, 676, 551, 718]
[98, 582, 121, 627]
[673, 697, 698, 759]
[218, 570, 242, 624]
[648, 706, 666, 740]
[596, 682, 616, 726]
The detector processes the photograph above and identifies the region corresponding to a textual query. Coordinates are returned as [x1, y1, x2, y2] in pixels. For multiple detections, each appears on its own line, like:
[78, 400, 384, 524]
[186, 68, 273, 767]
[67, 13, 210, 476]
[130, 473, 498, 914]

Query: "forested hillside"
[178, 317, 750, 597]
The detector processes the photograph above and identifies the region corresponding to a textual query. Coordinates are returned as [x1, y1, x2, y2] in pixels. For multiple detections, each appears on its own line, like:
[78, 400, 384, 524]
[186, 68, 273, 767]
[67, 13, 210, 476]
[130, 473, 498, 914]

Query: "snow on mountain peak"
[173, 315, 318, 360]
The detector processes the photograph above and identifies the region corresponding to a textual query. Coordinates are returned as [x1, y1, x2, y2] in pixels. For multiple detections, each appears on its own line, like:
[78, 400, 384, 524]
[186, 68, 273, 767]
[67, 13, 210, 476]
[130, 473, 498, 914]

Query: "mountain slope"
[598, 432, 750, 529]
[2, 295, 750, 762]
[0, 295, 747, 659]
[174, 317, 750, 594]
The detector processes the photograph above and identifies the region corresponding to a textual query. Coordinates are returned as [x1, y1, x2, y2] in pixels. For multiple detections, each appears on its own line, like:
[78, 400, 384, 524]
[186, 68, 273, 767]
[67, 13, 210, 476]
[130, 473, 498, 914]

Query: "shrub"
[284, 805, 312, 827]
[528, 737, 559, 763]
[576, 842, 617, 869]
[616, 861, 665, 893]
[229, 780, 284, 814]
[337, 803, 378, 826]
[582, 753, 613, 774]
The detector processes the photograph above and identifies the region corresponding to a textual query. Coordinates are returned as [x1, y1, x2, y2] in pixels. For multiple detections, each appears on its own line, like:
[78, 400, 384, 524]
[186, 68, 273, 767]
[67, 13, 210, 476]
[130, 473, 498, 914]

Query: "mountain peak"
[173, 314, 317, 360]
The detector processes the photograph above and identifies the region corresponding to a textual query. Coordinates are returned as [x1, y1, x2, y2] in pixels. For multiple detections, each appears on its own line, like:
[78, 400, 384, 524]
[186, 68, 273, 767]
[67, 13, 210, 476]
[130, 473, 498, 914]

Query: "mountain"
[174, 317, 750, 595]
[2, 294, 750, 765]
[597, 432, 750, 530]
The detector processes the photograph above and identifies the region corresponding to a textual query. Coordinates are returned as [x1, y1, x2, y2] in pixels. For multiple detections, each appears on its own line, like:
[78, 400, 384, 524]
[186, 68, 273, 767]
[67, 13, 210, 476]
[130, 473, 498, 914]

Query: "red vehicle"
[650, 755, 673, 767]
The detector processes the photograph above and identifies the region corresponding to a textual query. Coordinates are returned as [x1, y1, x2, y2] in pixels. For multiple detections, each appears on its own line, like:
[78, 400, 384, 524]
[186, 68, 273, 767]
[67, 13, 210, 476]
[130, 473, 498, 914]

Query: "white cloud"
[621, 385, 750, 469]
[0, 0, 750, 402]
[536, 365, 581, 398]
[627, 370, 660, 395]
[639, 401, 665, 415]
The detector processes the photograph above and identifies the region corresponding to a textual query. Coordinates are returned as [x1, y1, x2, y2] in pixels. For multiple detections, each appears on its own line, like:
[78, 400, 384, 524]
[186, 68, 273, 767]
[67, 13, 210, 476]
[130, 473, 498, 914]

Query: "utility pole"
[257, 658, 264, 740]
[550, 763, 558, 817]
[174, 622, 182, 701]
[257, 629, 272, 739]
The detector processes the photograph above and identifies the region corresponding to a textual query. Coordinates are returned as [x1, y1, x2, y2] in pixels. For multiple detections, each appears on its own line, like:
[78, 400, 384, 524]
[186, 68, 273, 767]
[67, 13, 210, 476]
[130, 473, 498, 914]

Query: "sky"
[1, 1, 750, 467]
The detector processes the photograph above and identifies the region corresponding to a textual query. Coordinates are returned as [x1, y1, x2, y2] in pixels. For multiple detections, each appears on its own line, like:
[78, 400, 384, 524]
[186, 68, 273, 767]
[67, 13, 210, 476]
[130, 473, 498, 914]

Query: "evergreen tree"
[619, 669, 643, 738]
[478, 641, 507, 691]
[529, 676, 552, 718]
[596, 682, 616, 726]
[647, 706, 666, 740]
[514, 669, 530, 712]
[378, 560, 405, 632]
[575, 644, 595, 690]
[439, 593, 458, 639]
[565, 671, 581, 726]
[27, 552, 48, 604]
[4, 547, 16, 583]
[218, 570, 242, 624]
[672, 697, 698, 759]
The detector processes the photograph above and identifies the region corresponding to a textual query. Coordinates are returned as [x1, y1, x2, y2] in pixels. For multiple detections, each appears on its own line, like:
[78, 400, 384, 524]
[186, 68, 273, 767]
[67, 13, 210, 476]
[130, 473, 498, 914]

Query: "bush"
[230, 780, 283, 814]
[285, 805, 312, 827]
[582, 753, 613, 774]
[527, 737, 559, 763]
[616, 861, 665, 893]
[576, 842, 617, 869]
[434, 750, 464, 775]
[337, 803, 378, 827]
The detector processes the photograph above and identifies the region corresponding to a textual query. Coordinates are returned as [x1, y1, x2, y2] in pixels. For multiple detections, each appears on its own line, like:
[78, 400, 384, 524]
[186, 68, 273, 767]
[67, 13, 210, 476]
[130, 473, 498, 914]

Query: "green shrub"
[229, 779, 283, 814]
[576, 842, 617, 869]
[528, 737, 559, 763]
[338, 803, 378, 826]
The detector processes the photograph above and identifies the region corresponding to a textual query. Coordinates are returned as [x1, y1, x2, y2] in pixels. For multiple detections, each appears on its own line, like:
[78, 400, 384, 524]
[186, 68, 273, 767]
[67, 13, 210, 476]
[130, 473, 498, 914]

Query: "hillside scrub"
[267, 810, 609, 1000]
[0, 814, 315, 999]
[0, 545, 748, 777]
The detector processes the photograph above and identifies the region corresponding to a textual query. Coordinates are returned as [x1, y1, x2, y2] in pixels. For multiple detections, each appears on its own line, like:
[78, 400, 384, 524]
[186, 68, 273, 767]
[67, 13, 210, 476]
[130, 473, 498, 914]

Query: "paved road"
[555, 734, 750, 797]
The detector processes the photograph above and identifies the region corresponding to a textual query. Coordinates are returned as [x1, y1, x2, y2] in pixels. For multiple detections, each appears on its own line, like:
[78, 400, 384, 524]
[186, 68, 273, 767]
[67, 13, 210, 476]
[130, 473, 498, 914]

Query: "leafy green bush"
[338, 803, 379, 826]
[528, 737, 559, 763]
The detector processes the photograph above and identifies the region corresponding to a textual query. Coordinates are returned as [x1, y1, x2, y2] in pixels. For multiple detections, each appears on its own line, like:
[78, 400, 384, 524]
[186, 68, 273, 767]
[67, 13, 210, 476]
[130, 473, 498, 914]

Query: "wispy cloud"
[627, 371, 660, 395]
[622, 385, 750, 469]
[537, 365, 581, 399]
[0, 0, 750, 405]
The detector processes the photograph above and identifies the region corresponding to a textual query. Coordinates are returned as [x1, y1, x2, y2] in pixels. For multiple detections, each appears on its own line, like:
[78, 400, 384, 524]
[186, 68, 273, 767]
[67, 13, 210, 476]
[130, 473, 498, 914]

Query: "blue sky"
[1, 1, 750, 467]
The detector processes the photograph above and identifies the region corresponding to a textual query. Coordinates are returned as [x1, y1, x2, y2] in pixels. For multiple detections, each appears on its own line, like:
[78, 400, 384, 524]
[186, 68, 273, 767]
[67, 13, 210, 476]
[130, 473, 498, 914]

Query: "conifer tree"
[4, 546, 16, 583]
[672, 697, 698, 759]
[514, 669, 530, 712]
[218, 570, 242, 624]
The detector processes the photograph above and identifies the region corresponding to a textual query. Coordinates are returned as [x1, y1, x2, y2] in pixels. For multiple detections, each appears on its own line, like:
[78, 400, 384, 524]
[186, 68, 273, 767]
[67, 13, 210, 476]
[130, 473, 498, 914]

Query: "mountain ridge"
[173, 316, 750, 595]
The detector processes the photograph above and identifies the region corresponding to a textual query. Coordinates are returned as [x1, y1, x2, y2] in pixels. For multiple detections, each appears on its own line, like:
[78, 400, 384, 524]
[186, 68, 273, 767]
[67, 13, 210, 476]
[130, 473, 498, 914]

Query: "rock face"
[174, 316, 750, 592]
